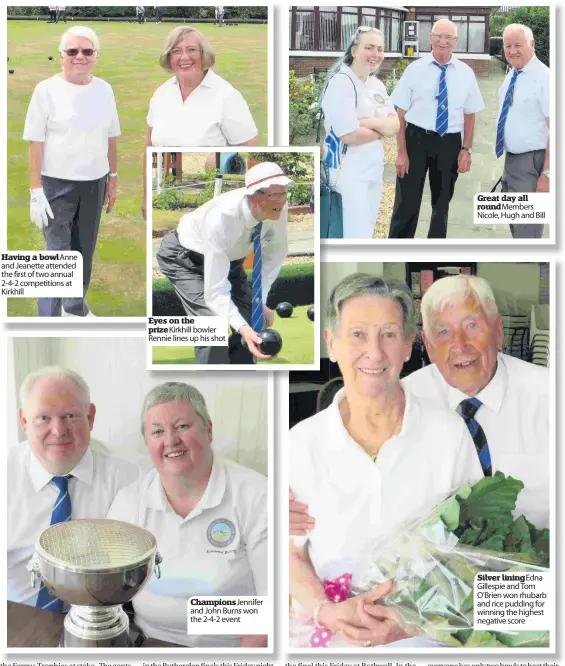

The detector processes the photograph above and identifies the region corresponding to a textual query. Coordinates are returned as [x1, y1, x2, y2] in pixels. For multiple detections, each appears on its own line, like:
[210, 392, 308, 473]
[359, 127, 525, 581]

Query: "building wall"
[291, 55, 490, 79]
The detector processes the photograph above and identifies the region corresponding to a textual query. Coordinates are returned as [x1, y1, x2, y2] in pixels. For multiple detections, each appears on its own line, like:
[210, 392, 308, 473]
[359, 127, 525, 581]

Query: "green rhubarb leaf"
[458, 472, 523, 525]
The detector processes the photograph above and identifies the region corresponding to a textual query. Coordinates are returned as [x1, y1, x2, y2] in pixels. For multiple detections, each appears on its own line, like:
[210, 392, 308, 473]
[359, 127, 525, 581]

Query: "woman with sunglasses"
[23, 26, 120, 317]
[321, 26, 399, 239]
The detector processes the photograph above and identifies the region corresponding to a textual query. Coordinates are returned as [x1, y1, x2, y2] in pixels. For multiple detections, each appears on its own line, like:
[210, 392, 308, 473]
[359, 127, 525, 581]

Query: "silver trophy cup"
[28, 519, 162, 647]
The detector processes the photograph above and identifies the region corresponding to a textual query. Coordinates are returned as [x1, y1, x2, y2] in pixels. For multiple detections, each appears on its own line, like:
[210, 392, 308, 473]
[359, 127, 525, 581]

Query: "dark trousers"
[48, 9, 56, 21]
[156, 230, 254, 365]
[389, 123, 461, 239]
[137, 12, 144, 23]
[503, 149, 546, 240]
[155, 7, 162, 21]
[39, 175, 107, 317]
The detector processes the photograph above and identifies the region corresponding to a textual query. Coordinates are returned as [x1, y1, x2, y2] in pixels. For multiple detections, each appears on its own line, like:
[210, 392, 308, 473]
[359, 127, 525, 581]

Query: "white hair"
[431, 19, 458, 36]
[503, 23, 534, 43]
[19, 366, 91, 412]
[421, 275, 499, 337]
[59, 26, 100, 52]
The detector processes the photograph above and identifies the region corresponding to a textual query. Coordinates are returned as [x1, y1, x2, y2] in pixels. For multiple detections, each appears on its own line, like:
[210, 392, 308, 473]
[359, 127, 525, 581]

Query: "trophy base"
[63, 605, 130, 648]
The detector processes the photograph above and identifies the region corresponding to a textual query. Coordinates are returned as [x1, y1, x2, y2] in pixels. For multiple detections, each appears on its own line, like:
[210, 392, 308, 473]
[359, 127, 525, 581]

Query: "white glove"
[30, 188, 54, 228]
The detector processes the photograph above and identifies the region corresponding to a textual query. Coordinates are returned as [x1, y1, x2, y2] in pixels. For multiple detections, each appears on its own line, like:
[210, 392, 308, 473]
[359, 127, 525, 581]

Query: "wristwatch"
[461, 147, 472, 153]
[542, 169, 550, 178]
[108, 172, 118, 178]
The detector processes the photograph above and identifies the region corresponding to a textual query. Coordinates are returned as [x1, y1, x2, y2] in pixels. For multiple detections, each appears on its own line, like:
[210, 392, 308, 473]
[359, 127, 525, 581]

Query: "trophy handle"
[27, 552, 42, 588]
[154, 552, 163, 579]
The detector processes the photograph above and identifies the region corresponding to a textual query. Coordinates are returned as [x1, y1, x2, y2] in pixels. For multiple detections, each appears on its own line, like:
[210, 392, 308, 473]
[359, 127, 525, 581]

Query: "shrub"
[489, 36, 503, 57]
[490, 14, 509, 37]
[384, 59, 411, 96]
[152, 190, 189, 211]
[247, 152, 314, 178]
[289, 183, 313, 206]
[289, 70, 324, 143]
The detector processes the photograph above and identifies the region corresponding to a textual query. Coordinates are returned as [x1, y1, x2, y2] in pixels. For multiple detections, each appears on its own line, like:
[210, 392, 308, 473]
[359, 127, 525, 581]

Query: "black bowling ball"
[48, 56, 53, 60]
[259, 329, 283, 356]
[307, 306, 314, 321]
[276, 302, 293, 318]
[9, 69, 14, 74]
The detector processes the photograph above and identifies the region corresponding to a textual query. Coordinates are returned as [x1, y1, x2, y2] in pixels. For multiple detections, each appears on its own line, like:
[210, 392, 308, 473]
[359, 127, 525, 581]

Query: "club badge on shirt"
[207, 518, 236, 548]
[374, 94, 386, 105]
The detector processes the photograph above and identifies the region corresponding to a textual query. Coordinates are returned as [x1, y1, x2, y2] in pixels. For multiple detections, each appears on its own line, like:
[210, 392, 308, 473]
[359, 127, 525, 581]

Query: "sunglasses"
[63, 48, 96, 56]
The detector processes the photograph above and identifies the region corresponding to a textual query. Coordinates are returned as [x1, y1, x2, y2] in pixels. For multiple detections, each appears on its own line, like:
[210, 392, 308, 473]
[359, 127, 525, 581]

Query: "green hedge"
[153, 262, 314, 315]
[153, 182, 314, 211]
[8, 6, 268, 19]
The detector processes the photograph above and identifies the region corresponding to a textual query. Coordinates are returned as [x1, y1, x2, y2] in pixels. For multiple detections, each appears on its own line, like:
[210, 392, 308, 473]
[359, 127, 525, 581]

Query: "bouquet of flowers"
[356, 472, 550, 647]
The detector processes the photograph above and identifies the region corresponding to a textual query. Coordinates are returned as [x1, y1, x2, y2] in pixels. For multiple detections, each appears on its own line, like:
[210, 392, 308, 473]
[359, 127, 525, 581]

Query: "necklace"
[362, 408, 404, 461]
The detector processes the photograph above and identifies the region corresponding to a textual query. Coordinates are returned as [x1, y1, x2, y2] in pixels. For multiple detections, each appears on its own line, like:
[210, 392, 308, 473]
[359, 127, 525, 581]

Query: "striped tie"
[456, 398, 492, 477]
[251, 223, 264, 333]
[36, 475, 72, 612]
[434, 62, 449, 136]
[495, 69, 522, 158]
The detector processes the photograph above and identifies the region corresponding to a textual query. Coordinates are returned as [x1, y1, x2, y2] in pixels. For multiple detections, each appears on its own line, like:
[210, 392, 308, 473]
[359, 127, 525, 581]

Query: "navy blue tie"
[496, 69, 522, 158]
[434, 62, 449, 136]
[456, 398, 492, 477]
[251, 223, 264, 332]
[36, 475, 72, 612]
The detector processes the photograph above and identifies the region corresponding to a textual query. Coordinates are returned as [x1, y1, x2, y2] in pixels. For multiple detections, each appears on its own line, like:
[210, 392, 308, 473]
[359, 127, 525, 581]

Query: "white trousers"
[329, 152, 384, 239]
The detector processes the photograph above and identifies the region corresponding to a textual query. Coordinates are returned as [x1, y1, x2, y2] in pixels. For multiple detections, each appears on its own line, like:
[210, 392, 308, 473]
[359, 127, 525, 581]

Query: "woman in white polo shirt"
[23, 26, 120, 317]
[289, 274, 482, 648]
[141, 26, 258, 217]
[147, 26, 257, 146]
[107, 382, 268, 648]
[321, 26, 399, 239]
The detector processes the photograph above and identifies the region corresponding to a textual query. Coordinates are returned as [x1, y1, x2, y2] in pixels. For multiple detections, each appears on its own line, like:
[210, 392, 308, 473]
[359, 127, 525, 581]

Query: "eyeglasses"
[431, 33, 457, 41]
[63, 48, 96, 56]
[257, 190, 288, 200]
[170, 47, 200, 57]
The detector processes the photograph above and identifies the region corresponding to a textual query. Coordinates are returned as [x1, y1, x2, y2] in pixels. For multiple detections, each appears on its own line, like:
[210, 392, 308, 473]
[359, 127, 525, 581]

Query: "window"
[415, 12, 487, 54]
[294, 7, 314, 50]
[342, 7, 359, 49]
[290, 6, 406, 52]
[319, 6, 338, 51]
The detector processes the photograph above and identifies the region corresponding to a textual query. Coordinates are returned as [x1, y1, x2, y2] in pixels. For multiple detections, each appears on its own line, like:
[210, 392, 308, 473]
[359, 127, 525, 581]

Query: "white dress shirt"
[322, 65, 395, 178]
[148, 69, 258, 147]
[391, 53, 485, 133]
[176, 187, 287, 332]
[289, 388, 482, 587]
[23, 75, 121, 181]
[107, 456, 268, 647]
[497, 55, 549, 154]
[7, 443, 138, 605]
[403, 353, 549, 527]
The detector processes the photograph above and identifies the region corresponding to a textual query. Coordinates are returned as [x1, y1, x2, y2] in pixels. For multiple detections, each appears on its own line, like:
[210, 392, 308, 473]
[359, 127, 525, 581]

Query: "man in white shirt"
[8, 367, 138, 606]
[404, 275, 549, 527]
[156, 161, 291, 364]
[215, 6, 225, 27]
[496, 23, 549, 239]
[388, 20, 485, 239]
